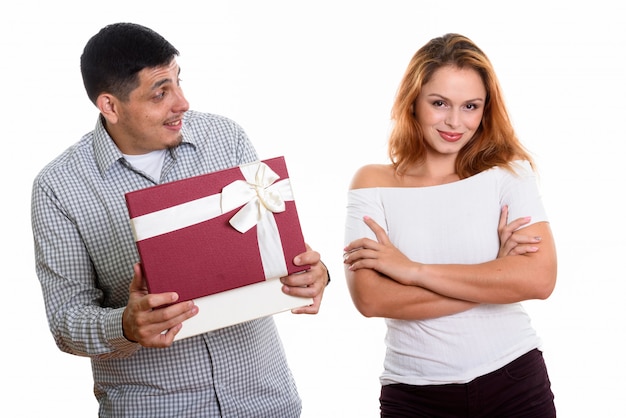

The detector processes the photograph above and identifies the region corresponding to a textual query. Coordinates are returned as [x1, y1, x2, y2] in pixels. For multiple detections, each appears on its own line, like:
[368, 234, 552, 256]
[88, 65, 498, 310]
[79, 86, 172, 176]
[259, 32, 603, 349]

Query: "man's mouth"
[165, 119, 182, 127]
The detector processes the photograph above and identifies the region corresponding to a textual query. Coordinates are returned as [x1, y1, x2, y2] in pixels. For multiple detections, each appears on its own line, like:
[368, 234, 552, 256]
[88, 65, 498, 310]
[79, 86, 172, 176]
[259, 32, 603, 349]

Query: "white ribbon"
[130, 161, 294, 280]
[221, 161, 292, 233]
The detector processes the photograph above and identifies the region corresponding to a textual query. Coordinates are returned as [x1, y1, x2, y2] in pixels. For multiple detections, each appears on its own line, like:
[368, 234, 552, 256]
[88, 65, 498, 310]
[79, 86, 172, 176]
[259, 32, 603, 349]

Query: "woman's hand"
[497, 205, 542, 258]
[343, 216, 418, 286]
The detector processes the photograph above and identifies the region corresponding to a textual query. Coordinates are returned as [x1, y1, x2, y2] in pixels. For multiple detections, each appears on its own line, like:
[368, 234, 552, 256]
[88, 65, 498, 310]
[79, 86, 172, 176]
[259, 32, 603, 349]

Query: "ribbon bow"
[221, 162, 293, 233]
[221, 161, 294, 279]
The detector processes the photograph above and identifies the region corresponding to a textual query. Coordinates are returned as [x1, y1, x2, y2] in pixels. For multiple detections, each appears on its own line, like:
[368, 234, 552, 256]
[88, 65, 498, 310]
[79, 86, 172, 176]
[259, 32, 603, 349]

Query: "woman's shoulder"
[349, 164, 397, 189]
[495, 159, 536, 179]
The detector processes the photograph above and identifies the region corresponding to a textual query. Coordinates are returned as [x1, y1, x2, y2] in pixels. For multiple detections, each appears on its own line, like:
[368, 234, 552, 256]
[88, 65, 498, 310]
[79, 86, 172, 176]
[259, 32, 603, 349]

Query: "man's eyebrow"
[150, 67, 181, 90]
[152, 78, 172, 90]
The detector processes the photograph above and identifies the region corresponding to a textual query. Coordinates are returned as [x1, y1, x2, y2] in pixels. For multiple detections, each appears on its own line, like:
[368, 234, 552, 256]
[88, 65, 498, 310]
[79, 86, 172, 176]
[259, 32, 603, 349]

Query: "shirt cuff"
[105, 308, 141, 357]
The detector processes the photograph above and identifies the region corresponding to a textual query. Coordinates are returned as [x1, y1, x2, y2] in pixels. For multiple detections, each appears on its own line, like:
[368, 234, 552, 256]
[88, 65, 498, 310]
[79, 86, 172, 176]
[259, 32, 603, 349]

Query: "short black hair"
[80, 22, 179, 104]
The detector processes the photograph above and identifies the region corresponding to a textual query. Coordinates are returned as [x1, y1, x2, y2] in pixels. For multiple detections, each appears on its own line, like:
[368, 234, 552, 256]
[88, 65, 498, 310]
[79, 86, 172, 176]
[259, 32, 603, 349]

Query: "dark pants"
[380, 349, 556, 418]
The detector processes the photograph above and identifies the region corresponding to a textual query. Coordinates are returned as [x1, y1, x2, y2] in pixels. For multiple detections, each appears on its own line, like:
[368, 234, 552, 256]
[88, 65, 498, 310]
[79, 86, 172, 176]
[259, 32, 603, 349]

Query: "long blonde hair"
[389, 33, 533, 178]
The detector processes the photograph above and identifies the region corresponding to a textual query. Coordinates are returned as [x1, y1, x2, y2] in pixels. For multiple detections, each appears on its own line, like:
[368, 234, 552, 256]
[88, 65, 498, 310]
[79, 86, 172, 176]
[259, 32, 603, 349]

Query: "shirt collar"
[93, 113, 197, 177]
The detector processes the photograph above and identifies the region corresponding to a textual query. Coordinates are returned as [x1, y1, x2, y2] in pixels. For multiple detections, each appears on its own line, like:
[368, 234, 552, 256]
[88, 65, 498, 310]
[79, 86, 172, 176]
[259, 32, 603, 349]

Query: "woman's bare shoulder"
[349, 164, 398, 189]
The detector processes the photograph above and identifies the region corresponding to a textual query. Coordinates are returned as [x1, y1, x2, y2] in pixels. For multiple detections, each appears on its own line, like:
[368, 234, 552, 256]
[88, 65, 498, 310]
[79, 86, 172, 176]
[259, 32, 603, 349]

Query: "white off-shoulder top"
[344, 161, 549, 385]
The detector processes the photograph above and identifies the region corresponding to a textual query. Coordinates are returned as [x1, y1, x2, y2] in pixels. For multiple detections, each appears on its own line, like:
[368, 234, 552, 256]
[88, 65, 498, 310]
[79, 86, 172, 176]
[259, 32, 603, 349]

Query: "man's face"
[104, 59, 190, 155]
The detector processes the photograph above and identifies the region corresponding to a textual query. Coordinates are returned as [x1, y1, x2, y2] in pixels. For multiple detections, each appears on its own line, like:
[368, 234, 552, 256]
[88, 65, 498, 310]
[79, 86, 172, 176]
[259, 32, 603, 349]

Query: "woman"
[343, 33, 557, 417]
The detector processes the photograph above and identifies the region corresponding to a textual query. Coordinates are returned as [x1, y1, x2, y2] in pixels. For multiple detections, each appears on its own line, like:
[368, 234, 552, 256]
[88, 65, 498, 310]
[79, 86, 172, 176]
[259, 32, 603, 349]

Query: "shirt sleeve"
[499, 161, 549, 226]
[344, 188, 387, 246]
[234, 121, 259, 165]
[31, 175, 140, 359]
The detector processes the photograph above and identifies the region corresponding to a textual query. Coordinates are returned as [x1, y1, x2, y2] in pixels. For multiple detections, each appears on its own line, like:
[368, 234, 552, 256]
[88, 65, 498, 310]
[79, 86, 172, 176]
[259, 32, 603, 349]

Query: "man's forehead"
[139, 60, 180, 88]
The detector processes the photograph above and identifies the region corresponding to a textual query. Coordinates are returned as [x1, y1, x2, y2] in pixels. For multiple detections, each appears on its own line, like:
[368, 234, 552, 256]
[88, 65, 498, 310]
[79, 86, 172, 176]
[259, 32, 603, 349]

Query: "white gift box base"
[174, 277, 313, 340]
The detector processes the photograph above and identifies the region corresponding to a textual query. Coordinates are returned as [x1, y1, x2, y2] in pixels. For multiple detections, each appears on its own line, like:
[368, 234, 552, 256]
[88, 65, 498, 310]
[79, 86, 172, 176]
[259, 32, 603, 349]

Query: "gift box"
[124, 156, 312, 339]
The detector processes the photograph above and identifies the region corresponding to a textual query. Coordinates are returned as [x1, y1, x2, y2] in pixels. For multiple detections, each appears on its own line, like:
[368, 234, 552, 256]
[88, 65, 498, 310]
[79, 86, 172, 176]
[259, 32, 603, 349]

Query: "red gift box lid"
[124, 156, 309, 303]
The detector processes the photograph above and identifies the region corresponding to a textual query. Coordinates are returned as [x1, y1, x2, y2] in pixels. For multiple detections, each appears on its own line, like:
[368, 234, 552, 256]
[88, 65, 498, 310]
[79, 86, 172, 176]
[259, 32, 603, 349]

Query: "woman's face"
[414, 65, 486, 159]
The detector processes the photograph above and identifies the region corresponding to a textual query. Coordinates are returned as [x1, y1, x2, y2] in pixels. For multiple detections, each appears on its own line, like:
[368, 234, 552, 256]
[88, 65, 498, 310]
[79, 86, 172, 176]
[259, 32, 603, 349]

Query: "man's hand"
[280, 244, 329, 314]
[122, 263, 199, 348]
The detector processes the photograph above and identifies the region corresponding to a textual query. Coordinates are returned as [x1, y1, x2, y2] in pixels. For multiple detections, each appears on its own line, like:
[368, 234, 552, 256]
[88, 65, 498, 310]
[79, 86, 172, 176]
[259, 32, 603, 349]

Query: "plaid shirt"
[31, 110, 301, 417]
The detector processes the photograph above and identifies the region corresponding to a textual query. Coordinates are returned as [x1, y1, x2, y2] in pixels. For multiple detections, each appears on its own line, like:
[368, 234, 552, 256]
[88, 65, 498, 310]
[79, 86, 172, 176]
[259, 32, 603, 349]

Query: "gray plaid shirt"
[31, 110, 301, 417]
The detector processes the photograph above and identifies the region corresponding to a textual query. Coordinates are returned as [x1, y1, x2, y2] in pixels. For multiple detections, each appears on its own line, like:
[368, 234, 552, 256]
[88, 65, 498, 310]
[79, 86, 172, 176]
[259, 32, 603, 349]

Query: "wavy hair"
[388, 33, 533, 178]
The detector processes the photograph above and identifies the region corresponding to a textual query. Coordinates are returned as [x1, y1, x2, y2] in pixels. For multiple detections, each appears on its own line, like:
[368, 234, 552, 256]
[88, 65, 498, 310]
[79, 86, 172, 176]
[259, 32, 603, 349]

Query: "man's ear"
[96, 93, 119, 124]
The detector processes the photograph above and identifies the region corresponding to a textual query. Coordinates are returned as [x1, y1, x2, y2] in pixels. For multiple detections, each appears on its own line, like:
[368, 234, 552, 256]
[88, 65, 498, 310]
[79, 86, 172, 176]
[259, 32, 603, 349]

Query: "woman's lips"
[439, 131, 462, 142]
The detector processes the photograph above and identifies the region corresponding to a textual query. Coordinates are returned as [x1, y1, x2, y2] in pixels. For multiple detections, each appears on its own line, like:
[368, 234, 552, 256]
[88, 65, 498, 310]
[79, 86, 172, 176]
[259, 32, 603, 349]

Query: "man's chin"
[166, 134, 183, 149]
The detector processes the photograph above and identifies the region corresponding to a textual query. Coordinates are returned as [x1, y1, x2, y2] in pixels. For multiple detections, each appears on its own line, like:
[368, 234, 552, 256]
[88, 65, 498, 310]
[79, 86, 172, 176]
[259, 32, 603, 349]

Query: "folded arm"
[414, 221, 556, 303]
[344, 206, 556, 319]
[344, 265, 477, 319]
[344, 216, 557, 307]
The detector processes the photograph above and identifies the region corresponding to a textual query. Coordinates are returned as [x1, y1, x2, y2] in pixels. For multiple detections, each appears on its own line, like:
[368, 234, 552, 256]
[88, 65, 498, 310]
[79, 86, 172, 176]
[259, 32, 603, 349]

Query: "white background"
[2, 1, 625, 417]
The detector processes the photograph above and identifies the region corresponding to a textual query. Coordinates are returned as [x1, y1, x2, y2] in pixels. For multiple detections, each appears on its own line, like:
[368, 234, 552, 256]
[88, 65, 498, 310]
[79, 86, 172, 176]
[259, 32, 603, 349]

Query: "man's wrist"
[320, 261, 330, 286]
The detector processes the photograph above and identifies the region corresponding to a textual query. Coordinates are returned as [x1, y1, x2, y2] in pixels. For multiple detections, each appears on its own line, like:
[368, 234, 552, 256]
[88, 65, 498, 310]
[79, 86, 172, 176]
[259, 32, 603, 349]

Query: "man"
[31, 22, 329, 417]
